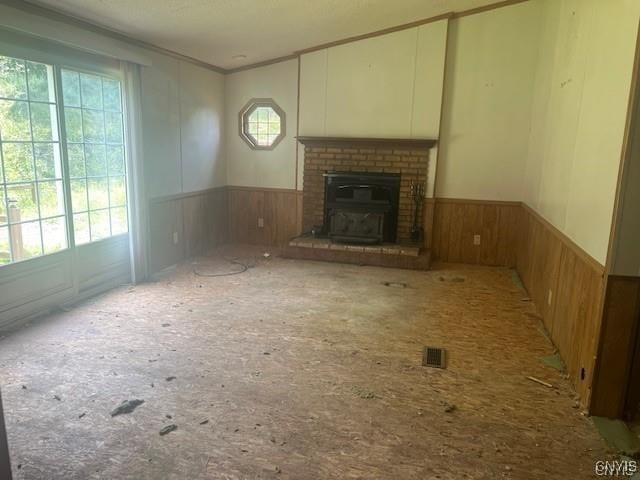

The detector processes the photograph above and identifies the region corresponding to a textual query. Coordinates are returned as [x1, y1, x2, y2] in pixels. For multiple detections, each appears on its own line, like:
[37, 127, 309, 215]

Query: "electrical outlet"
[258, 217, 265, 228]
[547, 289, 553, 306]
[173, 232, 179, 245]
[473, 234, 481, 246]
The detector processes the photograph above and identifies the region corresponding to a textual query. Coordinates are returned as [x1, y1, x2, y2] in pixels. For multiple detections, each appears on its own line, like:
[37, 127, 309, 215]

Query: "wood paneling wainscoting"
[432, 198, 607, 410]
[431, 198, 521, 266]
[227, 186, 303, 247]
[148, 187, 228, 273]
[516, 204, 605, 408]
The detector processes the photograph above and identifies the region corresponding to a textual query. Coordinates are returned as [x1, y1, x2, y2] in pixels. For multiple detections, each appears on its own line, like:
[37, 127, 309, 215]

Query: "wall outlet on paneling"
[258, 217, 265, 228]
[173, 232, 179, 245]
[547, 289, 553, 306]
[473, 234, 481, 246]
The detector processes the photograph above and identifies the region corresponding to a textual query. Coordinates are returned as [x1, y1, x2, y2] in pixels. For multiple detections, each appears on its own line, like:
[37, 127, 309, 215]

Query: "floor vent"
[423, 347, 446, 369]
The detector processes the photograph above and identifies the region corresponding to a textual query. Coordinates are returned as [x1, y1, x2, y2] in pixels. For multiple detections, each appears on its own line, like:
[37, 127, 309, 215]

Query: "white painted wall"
[224, 59, 299, 189]
[299, 20, 447, 138]
[435, 1, 542, 201]
[141, 52, 226, 198]
[298, 19, 447, 194]
[524, 0, 640, 265]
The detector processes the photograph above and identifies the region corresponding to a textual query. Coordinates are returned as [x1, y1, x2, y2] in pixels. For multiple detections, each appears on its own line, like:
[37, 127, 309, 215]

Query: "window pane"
[38, 180, 65, 218]
[109, 176, 126, 206]
[67, 144, 85, 178]
[88, 178, 109, 210]
[85, 144, 106, 176]
[102, 79, 121, 112]
[6, 184, 38, 222]
[0, 226, 9, 265]
[70, 179, 88, 212]
[73, 212, 90, 245]
[82, 109, 104, 143]
[89, 209, 110, 240]
[0, 99, 31, 141]
[257, 108, 269, 122]
[0, 55, 66, 267]
[80, 74, 102, 109]
[106, 145, 124, 175]
[0, 188, 6, 226]
[11, 220, 42, 261]
[110, 206, 127, 235]
[0, 57, 27, 100]
[61, 70, 81, 107]
[26, 61, 54, 103]
[64, 107, 83, 142]
[268, 110, 280, 122]
[105, 111, 123, 143]
[42, 216, 67, 254]
[247, 122, 258, 135]
[268, 122, 280, 135]
[2, 143, 34, 182]
[31, 103, 58, 141]
[60, 69, 127, 247]
[35, 143, 61, 180]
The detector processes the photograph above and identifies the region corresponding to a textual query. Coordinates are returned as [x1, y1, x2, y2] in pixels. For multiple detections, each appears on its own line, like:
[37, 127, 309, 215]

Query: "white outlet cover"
[258, 218, 265, 228]
[473, 234, 481, 245]
[173, 232, 179, 244]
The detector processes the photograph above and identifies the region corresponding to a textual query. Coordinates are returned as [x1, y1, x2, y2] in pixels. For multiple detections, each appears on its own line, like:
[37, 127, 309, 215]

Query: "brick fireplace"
[298, 137, 436, 244]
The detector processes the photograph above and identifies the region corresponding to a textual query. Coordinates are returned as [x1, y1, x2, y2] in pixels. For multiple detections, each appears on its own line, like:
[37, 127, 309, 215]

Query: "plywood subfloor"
[0, 246, 611, 479]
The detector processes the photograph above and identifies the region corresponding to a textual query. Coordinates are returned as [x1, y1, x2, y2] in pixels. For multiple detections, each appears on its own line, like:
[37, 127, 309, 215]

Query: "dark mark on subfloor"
[161, 323, 170, 327]
[78, 412, 86, 419]
[166, 376, 176, 381]
[111, 399, 145, 417]
[382, 281, 407, 288]
[200, 419, 209, 425]
[443, 402, 457, 413]
[21, 385, 27, 390]
[54, 395, 61, 401]
[166, 414, 172, 419]
[159, 424, 178, 436]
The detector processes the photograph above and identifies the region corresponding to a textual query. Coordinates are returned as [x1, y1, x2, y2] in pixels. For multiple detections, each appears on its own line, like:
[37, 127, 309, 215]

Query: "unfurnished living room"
[0, 0, 640, 478]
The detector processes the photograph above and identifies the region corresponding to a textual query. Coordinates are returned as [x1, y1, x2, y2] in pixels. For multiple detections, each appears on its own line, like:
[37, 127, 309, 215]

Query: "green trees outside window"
[0, 55, 128, 266]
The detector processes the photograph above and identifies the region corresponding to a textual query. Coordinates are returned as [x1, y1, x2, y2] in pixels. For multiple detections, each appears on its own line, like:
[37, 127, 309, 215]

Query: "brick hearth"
[298, 137, 435, 243]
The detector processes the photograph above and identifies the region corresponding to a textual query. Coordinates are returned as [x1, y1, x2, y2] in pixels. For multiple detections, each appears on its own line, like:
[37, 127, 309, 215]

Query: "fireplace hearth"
[323, 171, 400, 244]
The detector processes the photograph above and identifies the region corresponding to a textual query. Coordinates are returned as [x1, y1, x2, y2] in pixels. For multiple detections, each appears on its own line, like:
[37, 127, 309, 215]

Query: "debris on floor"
[382, 281, 407, 288]
[592, 417, 640, 457]
[526, 376, 554, 389]
[541, 352, 565, 372]
[53, 395, 61, 401]
[199, 419, 209, 425]
[111, 399, 145, 417]
[351, 385, 375, 399]
[443, 402, 457, 413]
[438, 276, 465, 283]
[78, 412, 86, 419]
[160, 424, 178, 436]
[166, 376, 176, 381]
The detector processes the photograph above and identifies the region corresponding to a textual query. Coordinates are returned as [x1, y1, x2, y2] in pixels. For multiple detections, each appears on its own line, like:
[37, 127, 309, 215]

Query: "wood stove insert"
[323, 171, 400, 244]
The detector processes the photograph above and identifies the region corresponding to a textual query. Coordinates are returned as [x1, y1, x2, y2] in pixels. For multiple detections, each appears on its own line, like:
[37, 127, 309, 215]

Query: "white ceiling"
[28, 0, 500, 70]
